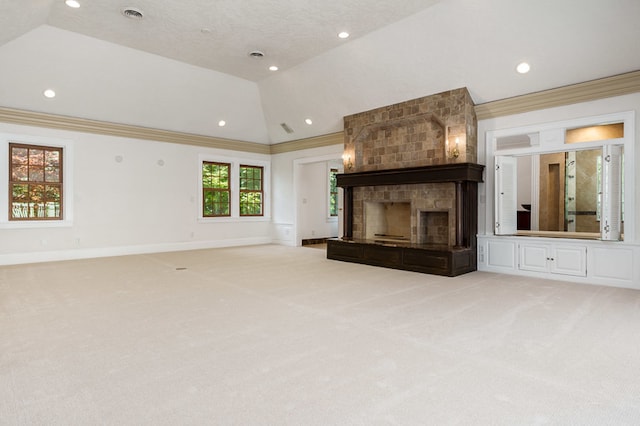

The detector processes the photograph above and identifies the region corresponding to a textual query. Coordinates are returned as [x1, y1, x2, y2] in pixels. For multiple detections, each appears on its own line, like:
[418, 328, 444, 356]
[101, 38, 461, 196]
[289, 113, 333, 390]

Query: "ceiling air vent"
[280, 123, 294, 134]
[248, 50, 265, 58]
[122, 7, 144, 19]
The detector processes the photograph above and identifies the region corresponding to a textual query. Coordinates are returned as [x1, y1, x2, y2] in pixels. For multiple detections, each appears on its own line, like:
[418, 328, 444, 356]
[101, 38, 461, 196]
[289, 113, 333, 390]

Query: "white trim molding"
[0, 106, 271, 154]
[0, 237, 273, 266]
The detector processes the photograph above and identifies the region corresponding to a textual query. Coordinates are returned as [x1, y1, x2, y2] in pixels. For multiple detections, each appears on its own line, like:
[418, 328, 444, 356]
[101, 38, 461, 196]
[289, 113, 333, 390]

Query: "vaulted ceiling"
[1, 0, 639, 145]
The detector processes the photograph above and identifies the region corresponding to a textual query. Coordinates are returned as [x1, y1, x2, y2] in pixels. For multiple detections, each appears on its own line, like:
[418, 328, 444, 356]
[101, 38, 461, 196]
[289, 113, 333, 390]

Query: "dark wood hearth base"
[326, 238, 477, 277]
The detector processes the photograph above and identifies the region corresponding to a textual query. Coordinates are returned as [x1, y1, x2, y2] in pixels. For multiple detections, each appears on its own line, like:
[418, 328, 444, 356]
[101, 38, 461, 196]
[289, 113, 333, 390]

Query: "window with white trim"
[1, 134, 73, 228]
[198, 155, 269, 221]
[9, 143, 63, 220]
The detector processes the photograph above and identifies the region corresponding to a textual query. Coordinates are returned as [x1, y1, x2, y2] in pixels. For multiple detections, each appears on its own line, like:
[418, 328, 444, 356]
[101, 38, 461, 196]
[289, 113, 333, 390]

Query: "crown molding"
[0, 107, 271, 154]
[475, 70, 640, 120]
[2, 70, 638, 155]
[269, 132, 343, 154]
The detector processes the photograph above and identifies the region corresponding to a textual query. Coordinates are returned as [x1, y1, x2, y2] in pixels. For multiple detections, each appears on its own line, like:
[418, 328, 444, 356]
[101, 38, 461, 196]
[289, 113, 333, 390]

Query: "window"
[329, 168, 338, 216]
[199, 156, 269, 221]
[9, 143, 63, 221]
[239, 165, 263, 216]
[202, 162, 230, 217]
[566, 123, 624, 144]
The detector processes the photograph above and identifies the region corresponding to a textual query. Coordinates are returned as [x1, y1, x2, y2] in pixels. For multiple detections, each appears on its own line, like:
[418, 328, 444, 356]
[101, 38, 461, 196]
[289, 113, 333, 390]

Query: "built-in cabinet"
[479, 109, 639, 290]
[518, 243, 586, 276]
[479, 235, 639, 289]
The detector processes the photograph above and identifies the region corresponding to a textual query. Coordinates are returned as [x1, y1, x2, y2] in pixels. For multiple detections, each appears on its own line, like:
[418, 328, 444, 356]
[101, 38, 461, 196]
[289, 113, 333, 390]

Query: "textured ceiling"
[1, 0, 639, 145]
[4, 0, 440, 82]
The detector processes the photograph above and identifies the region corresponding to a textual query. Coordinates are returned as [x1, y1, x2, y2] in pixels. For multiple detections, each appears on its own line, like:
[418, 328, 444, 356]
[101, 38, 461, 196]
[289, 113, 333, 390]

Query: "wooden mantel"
[329, 162, 485, 276]
[337, 162, 484, 244]
[336, 162, 484, 187]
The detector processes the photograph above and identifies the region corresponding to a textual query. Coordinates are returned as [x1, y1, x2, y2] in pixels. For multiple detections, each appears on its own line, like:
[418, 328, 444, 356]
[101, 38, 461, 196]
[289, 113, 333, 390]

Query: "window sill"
[515, 230, 604, 240]
[198, 216, 271, 224]
[0, 219, 73, 229]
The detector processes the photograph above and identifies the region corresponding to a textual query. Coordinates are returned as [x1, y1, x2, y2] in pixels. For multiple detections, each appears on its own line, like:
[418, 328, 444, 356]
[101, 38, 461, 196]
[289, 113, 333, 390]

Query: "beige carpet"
[1, 244, 639, 425]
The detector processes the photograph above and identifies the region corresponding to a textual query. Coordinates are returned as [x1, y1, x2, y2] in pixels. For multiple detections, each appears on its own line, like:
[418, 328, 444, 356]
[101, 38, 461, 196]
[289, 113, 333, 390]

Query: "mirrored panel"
[512, 147, 624, 239]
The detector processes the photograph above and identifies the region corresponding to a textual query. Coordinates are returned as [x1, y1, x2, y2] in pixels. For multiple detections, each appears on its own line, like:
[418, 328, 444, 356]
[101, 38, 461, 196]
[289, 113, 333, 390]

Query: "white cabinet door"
[519, 243, 549, 272]
[519, 243, 587, 277]
[552, 245, 587, 277]
[488, 240, 517, 270]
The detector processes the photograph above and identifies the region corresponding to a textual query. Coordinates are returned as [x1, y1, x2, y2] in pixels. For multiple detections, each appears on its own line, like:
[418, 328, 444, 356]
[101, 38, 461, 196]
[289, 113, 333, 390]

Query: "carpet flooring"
[1, 244, 639, 425]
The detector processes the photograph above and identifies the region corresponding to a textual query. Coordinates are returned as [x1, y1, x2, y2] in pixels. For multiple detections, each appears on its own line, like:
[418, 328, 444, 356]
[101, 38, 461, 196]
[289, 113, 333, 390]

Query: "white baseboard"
[0, 237, 273, 266]
[271, 238, 297, 247]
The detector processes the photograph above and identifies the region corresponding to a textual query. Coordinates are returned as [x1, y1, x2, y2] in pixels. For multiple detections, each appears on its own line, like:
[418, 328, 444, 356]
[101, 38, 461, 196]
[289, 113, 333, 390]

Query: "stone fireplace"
[327, 88, 484, 277]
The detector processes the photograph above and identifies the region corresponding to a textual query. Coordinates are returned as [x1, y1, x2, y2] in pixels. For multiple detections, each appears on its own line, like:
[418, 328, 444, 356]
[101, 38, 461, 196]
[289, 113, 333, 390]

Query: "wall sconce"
[342, 153, 353, 170]
[446, 137, 460, 159]
[445, 124, 466, 160]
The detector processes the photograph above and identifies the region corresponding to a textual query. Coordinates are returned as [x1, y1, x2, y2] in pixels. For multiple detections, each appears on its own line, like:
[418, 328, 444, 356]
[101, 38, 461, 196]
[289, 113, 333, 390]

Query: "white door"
[601, 145, 623, 241]
[495, 156, 518, 235]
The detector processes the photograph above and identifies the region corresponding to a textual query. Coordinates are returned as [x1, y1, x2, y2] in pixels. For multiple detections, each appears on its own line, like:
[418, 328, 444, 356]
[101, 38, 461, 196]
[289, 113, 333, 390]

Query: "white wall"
[0, 122, 272, 265]
[477, 92, 640, 242]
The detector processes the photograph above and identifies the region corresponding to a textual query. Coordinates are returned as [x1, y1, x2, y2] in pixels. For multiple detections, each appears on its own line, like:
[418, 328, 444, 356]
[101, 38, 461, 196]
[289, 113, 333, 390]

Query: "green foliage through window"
[202, 162, 230, 216]
[240, 165, 263, 216]
[329, 168, 338, 216]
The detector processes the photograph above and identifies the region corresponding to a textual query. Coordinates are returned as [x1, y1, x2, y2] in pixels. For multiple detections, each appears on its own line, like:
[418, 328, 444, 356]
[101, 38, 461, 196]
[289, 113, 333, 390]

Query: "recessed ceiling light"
[516, 62, 531, 74]
[269, 65, 279, 71]
[305, 118, 313, 125]
[65, 0, 80, 8]
[218, 120, 226, 127]
[338, 31, 350, 39]
[43, 89, 56, 98]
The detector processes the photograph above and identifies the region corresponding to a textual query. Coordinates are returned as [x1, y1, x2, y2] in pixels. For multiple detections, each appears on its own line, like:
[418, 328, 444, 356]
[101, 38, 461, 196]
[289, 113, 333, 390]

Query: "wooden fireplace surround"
[327, 162, 484, 277]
